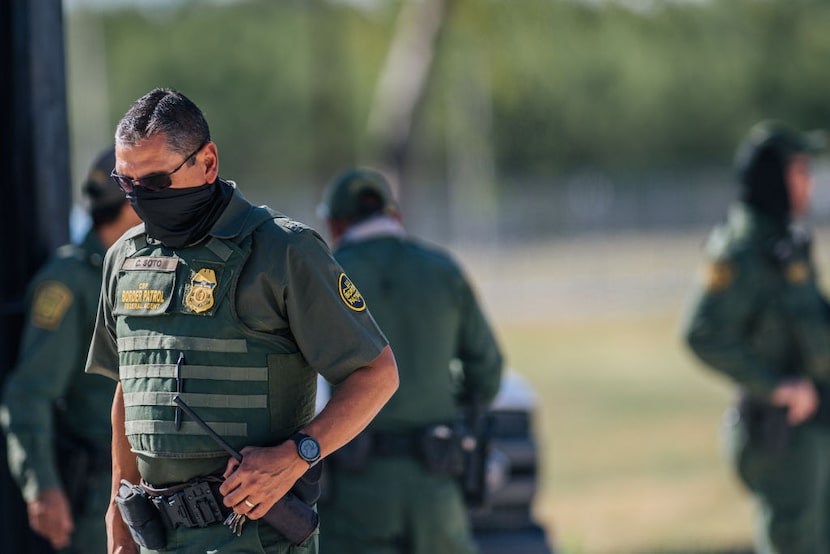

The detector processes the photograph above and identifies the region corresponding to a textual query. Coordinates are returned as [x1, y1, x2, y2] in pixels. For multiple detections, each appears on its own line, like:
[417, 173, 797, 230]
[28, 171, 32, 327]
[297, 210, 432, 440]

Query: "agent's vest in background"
[113, 207, 316, 458]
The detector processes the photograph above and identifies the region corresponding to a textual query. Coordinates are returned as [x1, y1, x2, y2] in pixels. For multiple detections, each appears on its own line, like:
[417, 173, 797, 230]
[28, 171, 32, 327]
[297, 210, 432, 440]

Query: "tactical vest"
[113, 207, 316, 458]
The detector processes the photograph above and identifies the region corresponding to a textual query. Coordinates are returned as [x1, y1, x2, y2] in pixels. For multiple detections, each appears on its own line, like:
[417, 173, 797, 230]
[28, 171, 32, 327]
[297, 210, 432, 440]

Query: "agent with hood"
[683, 121, 830, 554]
[1, 147, 142, 553]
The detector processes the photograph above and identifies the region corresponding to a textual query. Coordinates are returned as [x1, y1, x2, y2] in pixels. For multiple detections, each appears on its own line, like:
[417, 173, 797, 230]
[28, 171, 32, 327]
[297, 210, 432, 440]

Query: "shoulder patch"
[338, 273, 366, 312]
[283, 220, 310, 234]
[786, 261, 810, 284]
[31, 281, 73, 330]
[701, 261, 734, 292]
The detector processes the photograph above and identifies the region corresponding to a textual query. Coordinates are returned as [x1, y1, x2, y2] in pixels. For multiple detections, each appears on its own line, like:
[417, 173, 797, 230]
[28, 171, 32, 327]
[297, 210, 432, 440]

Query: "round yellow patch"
[338, 273, 366, 312]
[703, 262, 734, 292]
[786, 262, 810, 284]
[31, 281, 73, 330]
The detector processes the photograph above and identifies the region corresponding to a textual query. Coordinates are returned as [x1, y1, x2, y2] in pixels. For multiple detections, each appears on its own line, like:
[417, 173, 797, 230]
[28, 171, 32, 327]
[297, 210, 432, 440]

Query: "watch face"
[298, 437, 321, 461]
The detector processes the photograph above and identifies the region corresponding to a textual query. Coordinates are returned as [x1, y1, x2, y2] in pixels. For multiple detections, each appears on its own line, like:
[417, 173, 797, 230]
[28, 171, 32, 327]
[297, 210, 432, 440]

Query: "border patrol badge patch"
[185, 268, 217, 313]
[338, 273, 366, 312]
[786, 262, 810, 284]
[703, 262, 734, 292]
[31, 281, 73, 330]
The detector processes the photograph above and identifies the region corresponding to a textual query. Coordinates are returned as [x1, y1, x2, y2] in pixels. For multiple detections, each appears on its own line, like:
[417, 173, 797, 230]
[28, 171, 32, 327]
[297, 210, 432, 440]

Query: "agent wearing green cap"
[317, 168, 503, 554]
[682, 121, 830, 553]
[1, 147, 142, 553]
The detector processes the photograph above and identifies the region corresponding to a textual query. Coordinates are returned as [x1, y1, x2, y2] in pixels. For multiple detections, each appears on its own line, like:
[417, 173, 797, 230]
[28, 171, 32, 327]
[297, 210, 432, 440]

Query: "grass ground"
[501, 316, 753, 554]
[455, 229, 768, 554]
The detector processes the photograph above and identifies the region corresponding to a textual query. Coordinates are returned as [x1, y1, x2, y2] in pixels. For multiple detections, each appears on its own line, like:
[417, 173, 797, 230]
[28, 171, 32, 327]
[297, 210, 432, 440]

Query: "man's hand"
[27, 488, 74, 550]
[217, 347, 398, 520]
[219, 441, 306, 520]
[771, 378, 819, 425]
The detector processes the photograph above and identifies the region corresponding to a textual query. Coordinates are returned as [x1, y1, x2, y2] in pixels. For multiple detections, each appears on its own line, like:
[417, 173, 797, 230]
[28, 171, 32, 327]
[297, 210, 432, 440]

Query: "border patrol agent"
[683, 121, 830, 553]
[317, 168, 503, 554]
[85, 89, 398, 553]
[1, 148, 142, 552]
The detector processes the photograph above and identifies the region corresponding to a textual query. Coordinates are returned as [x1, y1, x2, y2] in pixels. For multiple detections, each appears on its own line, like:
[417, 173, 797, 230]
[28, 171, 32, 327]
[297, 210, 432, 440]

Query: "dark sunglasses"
[110, 139, 208, 193]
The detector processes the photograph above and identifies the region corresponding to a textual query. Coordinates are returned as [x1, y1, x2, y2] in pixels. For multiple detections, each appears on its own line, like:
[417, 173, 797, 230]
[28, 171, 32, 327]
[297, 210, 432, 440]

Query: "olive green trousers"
[318, 457, 475, 554]
[139, 516, 318, 553]
[723, 409, 830, 554]
[58, 469, 110, 554]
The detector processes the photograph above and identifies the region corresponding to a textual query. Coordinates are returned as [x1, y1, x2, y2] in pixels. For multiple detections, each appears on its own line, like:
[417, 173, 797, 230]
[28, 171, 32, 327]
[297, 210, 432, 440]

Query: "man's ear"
[201, 141, 219, 183]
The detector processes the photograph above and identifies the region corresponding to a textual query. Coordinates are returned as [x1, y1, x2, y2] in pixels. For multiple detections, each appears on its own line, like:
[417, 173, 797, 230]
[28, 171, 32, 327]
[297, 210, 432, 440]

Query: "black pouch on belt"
[291, 463, 323, 505]
[420, 424, 465, 475]
[115, 479, 167, 550]
[261, 491, 320, 546]
[738, 395, 791, 454]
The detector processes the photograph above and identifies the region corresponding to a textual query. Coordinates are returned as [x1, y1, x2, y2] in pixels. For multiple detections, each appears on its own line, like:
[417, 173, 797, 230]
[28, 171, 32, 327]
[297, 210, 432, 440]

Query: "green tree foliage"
[468, 0, 830, 176]
[69, 0, 830, 192]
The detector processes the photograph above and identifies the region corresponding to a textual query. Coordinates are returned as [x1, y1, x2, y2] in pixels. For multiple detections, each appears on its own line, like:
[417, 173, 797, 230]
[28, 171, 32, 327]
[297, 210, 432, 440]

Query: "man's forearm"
[217, 346, 398, 519]
[108, 383, 139, 553]
[304, 345, 398, 458]
[111, 383, 139, 492]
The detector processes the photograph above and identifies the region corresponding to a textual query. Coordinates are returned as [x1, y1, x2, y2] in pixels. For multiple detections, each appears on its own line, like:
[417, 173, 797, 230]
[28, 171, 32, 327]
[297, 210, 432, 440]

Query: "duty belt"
[141, 477, 230, 530]
[372, 430, 422, 457]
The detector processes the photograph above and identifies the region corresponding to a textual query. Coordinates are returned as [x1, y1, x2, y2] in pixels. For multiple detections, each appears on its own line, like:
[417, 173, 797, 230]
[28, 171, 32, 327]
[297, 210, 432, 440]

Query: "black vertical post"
[0, 0, 70, 552]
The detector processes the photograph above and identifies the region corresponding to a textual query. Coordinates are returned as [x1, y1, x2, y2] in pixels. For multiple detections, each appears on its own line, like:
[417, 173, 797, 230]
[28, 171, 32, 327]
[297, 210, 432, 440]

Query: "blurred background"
[22, 0, 830, 552]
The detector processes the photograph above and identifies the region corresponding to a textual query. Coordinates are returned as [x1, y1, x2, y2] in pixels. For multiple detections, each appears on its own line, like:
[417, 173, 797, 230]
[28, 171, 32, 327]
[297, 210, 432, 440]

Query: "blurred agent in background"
[683, 121, 830, 554]
[317, 168, 504, 554]
[1, 148, 141, 552]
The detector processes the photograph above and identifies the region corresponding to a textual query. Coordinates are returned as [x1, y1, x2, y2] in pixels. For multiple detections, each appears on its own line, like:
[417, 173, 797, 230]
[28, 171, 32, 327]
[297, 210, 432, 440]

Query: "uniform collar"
[339, 215, 406, 246]
[207, 180, 255, 240]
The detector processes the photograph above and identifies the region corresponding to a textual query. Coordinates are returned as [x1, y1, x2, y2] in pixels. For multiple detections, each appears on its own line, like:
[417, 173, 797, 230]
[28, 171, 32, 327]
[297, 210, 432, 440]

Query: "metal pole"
[0, 0, 70, 552]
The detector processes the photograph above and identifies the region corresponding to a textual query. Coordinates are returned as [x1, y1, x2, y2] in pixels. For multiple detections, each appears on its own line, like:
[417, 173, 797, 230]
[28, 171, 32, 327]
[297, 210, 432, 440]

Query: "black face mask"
[128, 180, 233, 249]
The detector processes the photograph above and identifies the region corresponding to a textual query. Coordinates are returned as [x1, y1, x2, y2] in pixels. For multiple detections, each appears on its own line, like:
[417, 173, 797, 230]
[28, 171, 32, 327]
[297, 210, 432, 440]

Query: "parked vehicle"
[315, 370, 555, 553]
[471, 370, 554, 553]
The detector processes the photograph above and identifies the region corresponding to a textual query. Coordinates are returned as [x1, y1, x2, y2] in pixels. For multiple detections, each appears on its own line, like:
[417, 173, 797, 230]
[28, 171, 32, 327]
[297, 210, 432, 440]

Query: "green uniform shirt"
[683, 203, 830, 397]
[86, 185, 387, 482]
[1, 230, 116, 502]
[333, 219, 503, 429]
